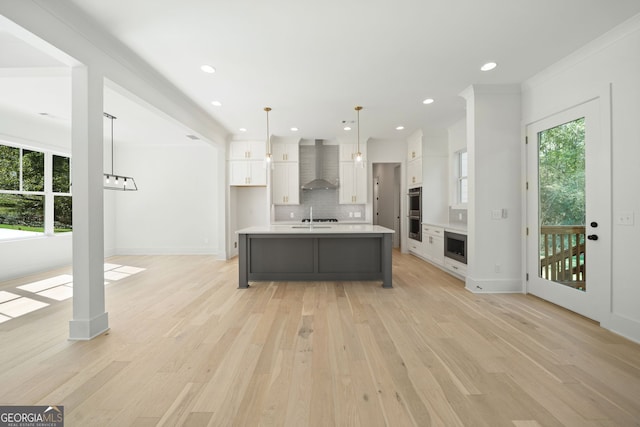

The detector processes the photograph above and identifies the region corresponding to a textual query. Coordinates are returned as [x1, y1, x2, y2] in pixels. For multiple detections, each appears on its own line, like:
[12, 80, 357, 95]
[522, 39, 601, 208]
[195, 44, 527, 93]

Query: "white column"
[460, 84, 523, 293]
[69, 65, 108, 340]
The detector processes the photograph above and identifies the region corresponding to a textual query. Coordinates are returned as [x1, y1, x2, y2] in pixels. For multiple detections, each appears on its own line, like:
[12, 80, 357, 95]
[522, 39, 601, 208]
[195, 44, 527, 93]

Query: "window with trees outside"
[0, 143, 72, 239]
[456, 149, 468, 205]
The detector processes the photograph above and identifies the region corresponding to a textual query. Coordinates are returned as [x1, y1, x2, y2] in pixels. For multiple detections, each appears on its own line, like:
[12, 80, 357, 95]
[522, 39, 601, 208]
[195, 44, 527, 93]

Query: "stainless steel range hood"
[301, 140, 338, 190]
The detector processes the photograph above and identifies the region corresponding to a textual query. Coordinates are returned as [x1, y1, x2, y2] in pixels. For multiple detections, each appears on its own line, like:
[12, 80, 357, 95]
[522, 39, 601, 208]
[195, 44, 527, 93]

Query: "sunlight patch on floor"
[17, 274, 73, 293]
[0, 291, 21, 304]
[37, 285, 74, 301]
[0, 297, 49, 318]
[0, 263, 146, 322]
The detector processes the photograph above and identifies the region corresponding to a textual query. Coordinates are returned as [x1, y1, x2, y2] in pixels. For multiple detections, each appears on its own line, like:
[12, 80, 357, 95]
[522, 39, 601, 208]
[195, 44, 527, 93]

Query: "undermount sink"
[290, 225, 332, 229]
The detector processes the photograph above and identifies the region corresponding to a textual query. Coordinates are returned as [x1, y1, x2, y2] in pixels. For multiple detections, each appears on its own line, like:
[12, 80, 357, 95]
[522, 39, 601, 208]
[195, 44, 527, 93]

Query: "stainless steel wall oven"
[408, 187, 421, 241]
[444, 231, 467, 264]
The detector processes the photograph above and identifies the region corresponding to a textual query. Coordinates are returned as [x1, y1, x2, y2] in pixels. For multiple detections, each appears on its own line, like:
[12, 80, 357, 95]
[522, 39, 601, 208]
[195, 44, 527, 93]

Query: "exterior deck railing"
[539, 225, 586, 290]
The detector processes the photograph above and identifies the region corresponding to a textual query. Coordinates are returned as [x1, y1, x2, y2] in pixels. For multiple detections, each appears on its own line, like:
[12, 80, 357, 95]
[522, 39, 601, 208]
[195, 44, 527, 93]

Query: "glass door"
[526, 99, 610, 321]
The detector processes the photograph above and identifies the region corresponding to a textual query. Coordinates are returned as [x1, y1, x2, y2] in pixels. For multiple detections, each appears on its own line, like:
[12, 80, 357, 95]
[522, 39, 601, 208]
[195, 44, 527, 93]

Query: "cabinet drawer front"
[422, 225, 444, 236]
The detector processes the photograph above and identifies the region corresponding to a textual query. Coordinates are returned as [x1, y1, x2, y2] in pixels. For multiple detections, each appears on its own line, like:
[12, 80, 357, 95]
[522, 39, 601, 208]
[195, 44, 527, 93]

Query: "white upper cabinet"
[272, 162, 299, 205]
[229, 140, 266, 160]
[406, 130, 423, 187]
[339, 162, 367, 204]
[271, 142, 299, 162]
[407, 132, 422, 161]
[229, 160, 267, 186]
[407, 157, 422, 187]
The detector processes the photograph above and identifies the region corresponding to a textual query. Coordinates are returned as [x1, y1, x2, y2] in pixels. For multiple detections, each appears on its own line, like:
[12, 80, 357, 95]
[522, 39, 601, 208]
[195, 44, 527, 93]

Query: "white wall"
[462, 85, 522, 294]
[521, 15, 640, 342]
[0, 106, 76, 281]
[113, 142, 223, 255]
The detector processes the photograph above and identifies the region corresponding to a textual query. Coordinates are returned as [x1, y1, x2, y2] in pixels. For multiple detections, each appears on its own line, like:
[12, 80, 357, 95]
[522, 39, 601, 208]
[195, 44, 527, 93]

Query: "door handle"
[587, 234, 598, 240]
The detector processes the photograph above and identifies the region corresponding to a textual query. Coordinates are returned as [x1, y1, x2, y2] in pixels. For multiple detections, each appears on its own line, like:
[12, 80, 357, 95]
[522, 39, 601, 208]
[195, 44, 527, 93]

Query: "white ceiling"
[2, 1, 640, 143]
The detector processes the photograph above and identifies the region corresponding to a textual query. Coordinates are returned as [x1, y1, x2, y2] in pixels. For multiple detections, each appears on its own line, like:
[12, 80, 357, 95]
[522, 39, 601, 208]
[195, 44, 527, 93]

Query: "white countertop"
[423, 222, 468, 234]
[237, 224, 395, 234]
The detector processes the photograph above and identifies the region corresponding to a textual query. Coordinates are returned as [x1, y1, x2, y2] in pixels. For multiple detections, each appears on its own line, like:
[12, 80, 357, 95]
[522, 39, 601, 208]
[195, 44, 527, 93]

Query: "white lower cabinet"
[408, 238, 425, 258]
[415, 223, 467, 279]
[423, 225, 444, 266]
[444, 257, 467, 277]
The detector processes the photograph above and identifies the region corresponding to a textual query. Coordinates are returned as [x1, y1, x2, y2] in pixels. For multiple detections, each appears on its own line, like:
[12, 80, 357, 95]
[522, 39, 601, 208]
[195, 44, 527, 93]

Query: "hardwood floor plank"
[0, 253, 639, 426]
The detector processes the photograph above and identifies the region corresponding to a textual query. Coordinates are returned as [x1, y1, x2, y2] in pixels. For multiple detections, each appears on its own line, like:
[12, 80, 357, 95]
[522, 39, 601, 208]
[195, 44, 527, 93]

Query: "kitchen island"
[236, 224, 394, 288]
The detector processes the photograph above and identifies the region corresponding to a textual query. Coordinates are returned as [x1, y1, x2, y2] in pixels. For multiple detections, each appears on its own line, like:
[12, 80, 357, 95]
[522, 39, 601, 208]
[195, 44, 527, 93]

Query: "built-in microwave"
[408, 187, 422, 241]
[444, 231, 467, 264]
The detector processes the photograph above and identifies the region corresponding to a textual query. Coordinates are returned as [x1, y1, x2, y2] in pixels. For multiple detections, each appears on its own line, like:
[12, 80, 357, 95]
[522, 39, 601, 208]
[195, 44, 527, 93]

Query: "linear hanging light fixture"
[264, 106, 272, 163]
[103, 112, 138, 191]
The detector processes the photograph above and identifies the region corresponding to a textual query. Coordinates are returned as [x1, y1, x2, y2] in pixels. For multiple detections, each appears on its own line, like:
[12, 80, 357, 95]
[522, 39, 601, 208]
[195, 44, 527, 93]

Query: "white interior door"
[526, 98, 611, 321]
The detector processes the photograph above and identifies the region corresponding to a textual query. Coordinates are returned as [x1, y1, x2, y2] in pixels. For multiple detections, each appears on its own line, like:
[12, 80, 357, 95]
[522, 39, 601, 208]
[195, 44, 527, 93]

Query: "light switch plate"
[616, 211, 634, 225]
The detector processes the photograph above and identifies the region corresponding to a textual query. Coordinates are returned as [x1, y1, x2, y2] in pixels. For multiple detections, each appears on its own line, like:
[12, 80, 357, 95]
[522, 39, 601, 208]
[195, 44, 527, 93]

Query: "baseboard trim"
[113, 247, 222, 256]
[601, 313, 640, 344]
[69, 312, 109, 341]
[465, 277, 524, 293]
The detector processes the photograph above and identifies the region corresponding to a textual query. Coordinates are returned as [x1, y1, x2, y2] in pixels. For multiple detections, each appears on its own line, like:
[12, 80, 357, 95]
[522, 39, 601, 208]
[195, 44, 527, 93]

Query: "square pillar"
[69, 65, 108, 340]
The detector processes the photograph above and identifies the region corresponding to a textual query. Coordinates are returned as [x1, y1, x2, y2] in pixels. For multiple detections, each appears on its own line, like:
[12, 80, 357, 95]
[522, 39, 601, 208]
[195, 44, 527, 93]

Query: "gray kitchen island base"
[237, 228, 393, 289]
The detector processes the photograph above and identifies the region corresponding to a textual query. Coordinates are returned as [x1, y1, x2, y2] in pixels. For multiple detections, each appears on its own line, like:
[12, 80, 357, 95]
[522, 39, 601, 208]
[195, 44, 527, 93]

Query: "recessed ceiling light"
[480, 62, 497, 71]
[200, 65, 216, 73]
[344, 126, 352, 131]
[239, 128, 247, 132]
[211, 101, 222, 107]
[422, 98, 434, 105]
[396, 126, 405, 131]
[290, 127, 299, 132]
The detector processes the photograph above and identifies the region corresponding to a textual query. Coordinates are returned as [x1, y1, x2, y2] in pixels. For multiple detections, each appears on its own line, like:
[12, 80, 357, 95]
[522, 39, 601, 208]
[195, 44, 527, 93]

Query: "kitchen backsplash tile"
[274, 142, 364, 222]
[274, 189, 365, 222]
[449, 207, 468, 224]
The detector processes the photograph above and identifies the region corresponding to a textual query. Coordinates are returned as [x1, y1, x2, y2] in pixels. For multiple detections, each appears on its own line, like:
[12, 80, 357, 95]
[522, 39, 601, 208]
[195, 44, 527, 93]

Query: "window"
[52, 155, 72, 233]
[0, 143, 72, 238]
[0, 193, 45, 232]
[456, 149, 468, 204]
[53, 155, 71, 193]
[22, 149, 44, 192]
[0, 145, 19, 190]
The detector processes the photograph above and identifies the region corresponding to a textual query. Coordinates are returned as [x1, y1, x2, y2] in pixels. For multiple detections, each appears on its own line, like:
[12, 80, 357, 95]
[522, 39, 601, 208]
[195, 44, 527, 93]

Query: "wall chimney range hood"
[301, 140, 338, 190]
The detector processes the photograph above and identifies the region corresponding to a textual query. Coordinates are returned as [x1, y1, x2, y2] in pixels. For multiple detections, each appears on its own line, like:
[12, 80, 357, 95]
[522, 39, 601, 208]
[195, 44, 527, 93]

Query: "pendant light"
[355, 105, 363, 163]
[264, 107, 272, 163]
[103, 112, 138, 191]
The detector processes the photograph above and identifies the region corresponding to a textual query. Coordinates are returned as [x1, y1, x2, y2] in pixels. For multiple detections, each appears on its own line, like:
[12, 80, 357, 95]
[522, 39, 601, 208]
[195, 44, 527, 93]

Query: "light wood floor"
[1, 252, 639, 426]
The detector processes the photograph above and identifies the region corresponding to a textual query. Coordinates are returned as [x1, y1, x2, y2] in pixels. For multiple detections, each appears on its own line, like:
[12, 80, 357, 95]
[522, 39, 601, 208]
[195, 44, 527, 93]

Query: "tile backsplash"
[273, 142, 365, 222]
[274, 190, 365, 222]
[449, 207, 468, 224]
